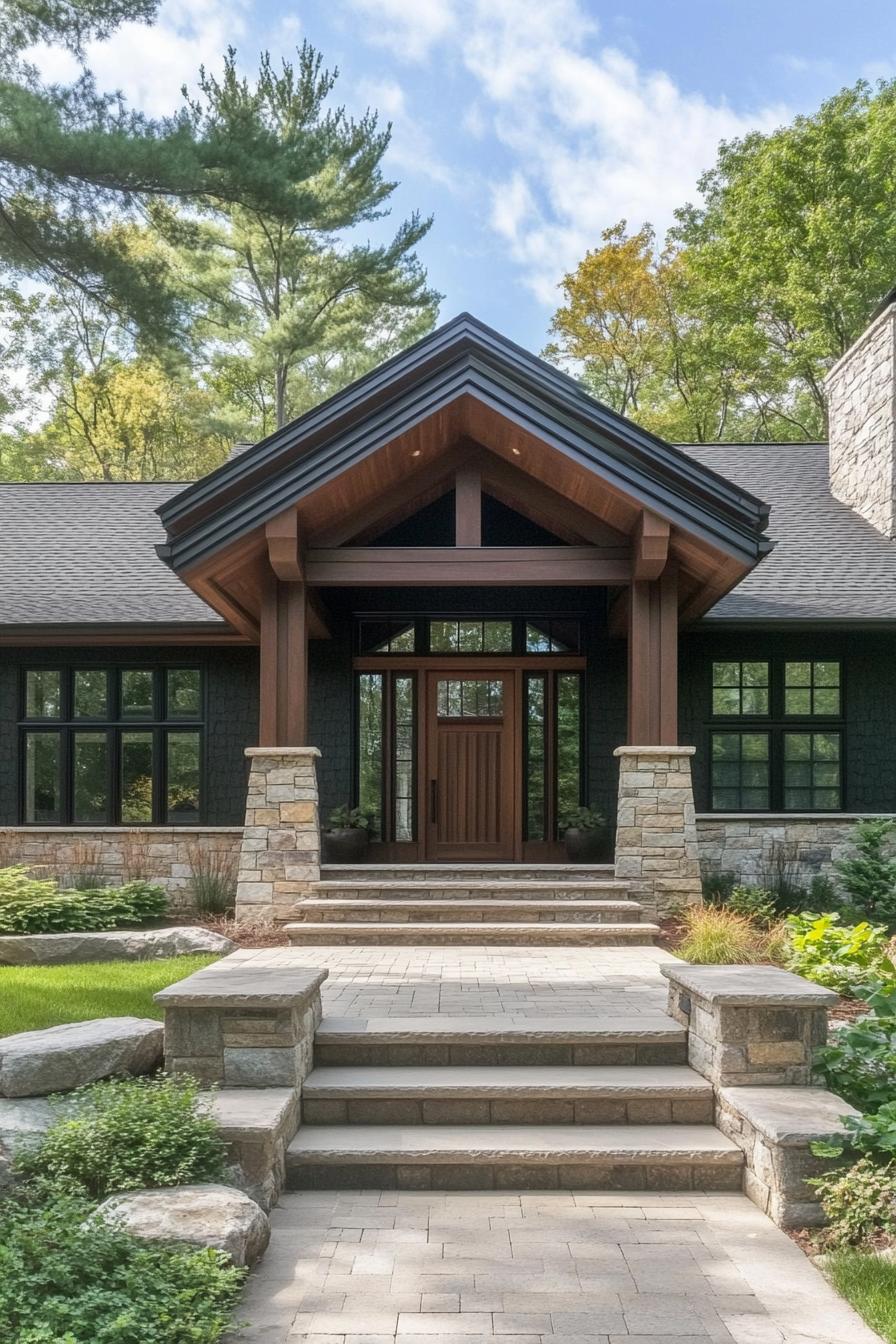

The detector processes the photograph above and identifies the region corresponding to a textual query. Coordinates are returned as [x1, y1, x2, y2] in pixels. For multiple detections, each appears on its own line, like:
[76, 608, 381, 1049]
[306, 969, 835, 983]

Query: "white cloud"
[356, 77, 455, 188]
[344, 0, 788, 303]
[25, 0, 248, 116]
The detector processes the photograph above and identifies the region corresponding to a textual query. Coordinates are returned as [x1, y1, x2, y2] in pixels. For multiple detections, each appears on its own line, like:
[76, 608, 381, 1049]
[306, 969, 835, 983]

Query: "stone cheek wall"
[0, 826, 242, 912]
[827, 301, 896, 537]
[695, 815, 880, 887]
[235, 748, 321, 924]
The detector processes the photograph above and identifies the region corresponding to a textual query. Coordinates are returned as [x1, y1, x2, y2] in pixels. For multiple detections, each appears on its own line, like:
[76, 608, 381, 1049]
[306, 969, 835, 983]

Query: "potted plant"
[322, 805, 372, 863]
[559, 806, 606, 863]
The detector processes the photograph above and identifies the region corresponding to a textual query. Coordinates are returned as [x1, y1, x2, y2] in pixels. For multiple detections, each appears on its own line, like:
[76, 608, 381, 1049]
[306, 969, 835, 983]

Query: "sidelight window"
[19, 667, 203, 825]
[524, 670, 583, 841]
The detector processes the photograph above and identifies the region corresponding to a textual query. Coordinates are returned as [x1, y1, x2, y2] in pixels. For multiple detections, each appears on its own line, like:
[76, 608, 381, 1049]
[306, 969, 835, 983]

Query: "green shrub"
[725, 885, 777, 927]
[0, 1189, 244, 1343]
[700, 866, 737, 905]
[16, 1075, 226, 1201]
[819, 1102, 896, 1163]
[786, 911, 896, 995]
[811, 1157, 896, 1249]
[814, 982, 896, 1112]
[836, 818, 896, 923]
[0, 876, 166, 935]
[0, 865, 58, 904]
[677, 904, 777, 964]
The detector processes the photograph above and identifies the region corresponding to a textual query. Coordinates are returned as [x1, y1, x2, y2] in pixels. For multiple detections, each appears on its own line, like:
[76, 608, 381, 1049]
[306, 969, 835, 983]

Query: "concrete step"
[321, 864, 617, 883]
[301, 1064, 714, 1125]
[285, 1123, 744, 1191]
[285, 920, 658, 946]
[309, 880, 632, 900]
[313, 1015, 687, 1066]
[289, 898, 644, 924]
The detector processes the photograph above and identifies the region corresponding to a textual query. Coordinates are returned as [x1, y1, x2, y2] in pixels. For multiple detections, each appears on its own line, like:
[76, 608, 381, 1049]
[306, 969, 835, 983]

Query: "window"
[436, 678, 503, 717]
[712, 661, 769, 716]
[19, 667, 203, 825]
[357, 673, 384, 839]
[785, 662, 840, 716]
[710, 733, 770, 810]
[524, 670, 583, 841]
[358, 620, 416, 654]
[783, 732, 841, 811]
[393, 677, 415, 842]
[429, 620, 512, 653]
[525, 620, 580, 654]
[354, 670, 417, 843]
[707, 657, 843, 811]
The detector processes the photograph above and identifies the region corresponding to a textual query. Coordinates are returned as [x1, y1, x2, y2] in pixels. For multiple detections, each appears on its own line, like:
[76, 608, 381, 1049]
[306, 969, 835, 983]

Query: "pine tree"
[835, 819, 896, 922]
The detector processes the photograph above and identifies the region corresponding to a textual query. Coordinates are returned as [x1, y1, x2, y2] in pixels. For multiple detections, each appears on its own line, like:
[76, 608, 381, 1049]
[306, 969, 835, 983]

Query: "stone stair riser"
[313, 1042, 687, 1067]
[290, 905, 640, 924]
[310, 884, 630, 900]
[287, 1160, 744, 1193]
[320, 865, 616, 882]
[286, 923, 658, 946]
[302, 1095, 714, 1125]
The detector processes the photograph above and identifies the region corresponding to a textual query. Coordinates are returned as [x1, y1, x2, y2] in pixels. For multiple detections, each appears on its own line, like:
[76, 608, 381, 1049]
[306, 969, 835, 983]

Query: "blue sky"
[31, 0, 896, 352]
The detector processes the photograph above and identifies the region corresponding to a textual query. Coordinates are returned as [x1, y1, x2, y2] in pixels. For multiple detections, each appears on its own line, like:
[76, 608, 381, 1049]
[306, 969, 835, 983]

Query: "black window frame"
[523, 668, 586, 842]
[706, 656, 845, 813]
[355, 615, 583, 657]
[18, 666, 206, 826]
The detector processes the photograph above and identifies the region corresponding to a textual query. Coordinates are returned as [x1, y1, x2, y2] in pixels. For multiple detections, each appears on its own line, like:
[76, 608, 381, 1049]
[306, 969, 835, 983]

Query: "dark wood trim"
[0, 625, 250, 647]
[633, 510, 670, 581]
[454, 464, 482, 546]
[259, 573, 308, 746]
[265, 509, 303, 582]
[354, 655, 586, 671]
[307, 546, 631, 586]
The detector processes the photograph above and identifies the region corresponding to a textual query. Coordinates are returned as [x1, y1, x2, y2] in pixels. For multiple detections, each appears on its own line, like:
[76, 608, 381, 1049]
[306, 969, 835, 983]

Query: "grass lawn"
[826, 1251, 896, 1343]
[0, 955, 218, 1036]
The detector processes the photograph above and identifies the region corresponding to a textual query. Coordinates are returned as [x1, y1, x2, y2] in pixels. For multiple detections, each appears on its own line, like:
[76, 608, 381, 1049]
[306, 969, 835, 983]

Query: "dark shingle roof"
[681, 441, 896, 621]
[0, 482, 223, 626]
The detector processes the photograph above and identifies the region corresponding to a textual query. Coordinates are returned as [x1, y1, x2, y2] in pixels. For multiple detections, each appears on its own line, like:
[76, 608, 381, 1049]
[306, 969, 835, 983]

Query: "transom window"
[430, 620, 512, 654]
[356, 616, 582, 656]
[20, 667, 202, 826]
[708, 657, 843, 812]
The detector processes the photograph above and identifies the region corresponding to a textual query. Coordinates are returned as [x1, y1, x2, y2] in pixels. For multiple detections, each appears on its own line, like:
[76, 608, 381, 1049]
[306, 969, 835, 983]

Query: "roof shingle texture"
[0, 482, 222, 626]
[680, 440, 896, 621]
[2, 441, 896, 625]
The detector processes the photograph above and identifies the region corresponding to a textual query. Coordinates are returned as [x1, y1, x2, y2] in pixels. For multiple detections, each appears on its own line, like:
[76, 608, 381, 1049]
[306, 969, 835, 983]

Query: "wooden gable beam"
[265, 508, 303, 582]
[305, 546, 631, 586]
[632, 509, 670, 581]
[454, 463, 482, 546]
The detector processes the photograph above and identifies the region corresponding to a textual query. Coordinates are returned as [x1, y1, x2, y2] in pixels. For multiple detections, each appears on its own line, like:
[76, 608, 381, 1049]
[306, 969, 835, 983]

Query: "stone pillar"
[234, 747, 321, 925]
[613, 745, 701, 918]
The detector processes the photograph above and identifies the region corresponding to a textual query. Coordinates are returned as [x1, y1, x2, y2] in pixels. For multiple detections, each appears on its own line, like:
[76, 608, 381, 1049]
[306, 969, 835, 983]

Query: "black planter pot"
[563, 827, 605, 863]
[322, 827, 369, 863]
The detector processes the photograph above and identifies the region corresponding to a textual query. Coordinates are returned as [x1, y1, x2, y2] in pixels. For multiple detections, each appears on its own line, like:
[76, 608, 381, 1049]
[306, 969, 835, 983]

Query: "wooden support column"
[259, 573, 309, 746]
[627, 564, 678, 745]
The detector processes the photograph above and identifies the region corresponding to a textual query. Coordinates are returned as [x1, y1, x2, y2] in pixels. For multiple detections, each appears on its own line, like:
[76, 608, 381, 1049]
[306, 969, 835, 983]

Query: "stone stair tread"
[292, 898, 642, 911]
[287, 1123, 743, 1164]
[312, 881, 628, 891]
[315, 1014, 685, 1045]
[284, 921, 659, 944]
[321, 865, 616, 876]
[302, 1064, 711, 1098]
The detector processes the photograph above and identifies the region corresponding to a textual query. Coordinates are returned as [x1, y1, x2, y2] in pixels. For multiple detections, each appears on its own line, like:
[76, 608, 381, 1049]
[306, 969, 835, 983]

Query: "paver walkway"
[230, 1188, 881, 1344]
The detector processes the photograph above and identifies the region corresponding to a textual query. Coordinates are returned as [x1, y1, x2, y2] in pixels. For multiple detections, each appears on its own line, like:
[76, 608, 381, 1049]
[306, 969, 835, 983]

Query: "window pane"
[710, 732, 769, 811]
[783, 731, 841, 810]
[74, 670, 108, 719]
[483, 620, 513, 652]
[741, 688, 769, 715]
[711, 661, 768, 717]
[815, 662, 840, 687]
[121, 731, 154, 822]
[393, 676, 415, 842]
[785, 689, 812, 715]
[389, 625, 415, 653]
[526, 676, 546, 841]
[713, 662, 740, 687]
[429, 620, 458, 652]
[786, 662, 811, 686]
[357, 674, 383, 839]
[167, 732, 200, 823]
[458, 620, 482, 652]
[526, 620, 579, 653]
[167, 669, 200, 718]
[24, 732, 61, 822]
[437, 679, 504, 717]
[813, 687, 840, 715]
[526, 624, 552, 654]
[25, 670, 61, 719]
[713, 688, 741, 715]
[556, 673, 582, 826]
[73, 732, 108, 823]
[784, 660, 841, 718]
[121, 670, 154, 718]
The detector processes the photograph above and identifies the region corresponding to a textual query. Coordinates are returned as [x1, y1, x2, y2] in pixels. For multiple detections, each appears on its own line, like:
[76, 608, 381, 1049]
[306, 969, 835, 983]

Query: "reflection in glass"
[393, 677, 415, 842]
[25, 670, 61, 719]
[121, 670, 154, 718]
[121, 731, 153, 822]
[24, 732, 61, 822]
[167, 669, 201, 718]
[73, 732, 108, 823]
[556, 673, 582, 823]
[358, 674, 383, 839]
[526, 676, 546, 840]
[167, 732, 200, 821]
[437, 679, 503, 717]
[74, 670, 108, 719]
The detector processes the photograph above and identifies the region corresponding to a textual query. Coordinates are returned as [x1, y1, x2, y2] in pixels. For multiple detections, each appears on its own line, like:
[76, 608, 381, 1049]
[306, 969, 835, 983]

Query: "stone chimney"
[827, 290, 896, 537]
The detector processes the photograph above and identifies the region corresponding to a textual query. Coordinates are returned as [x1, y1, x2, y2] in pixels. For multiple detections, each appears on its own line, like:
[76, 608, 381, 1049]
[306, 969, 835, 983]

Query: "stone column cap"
[155, 955, 328, 1008]
[716, 1086, 859, 1145]
[245, 746, 321, 759]
[661, 962, 837, 1007]
[613, 745, 696, 758]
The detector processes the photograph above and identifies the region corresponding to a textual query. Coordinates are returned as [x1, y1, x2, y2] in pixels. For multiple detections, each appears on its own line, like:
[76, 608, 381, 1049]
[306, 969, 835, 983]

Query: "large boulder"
[0, 1017, 163, 1097]
[0, 927, 234, 967]
[0, 1096, 60, 1191]
[92, 1184, 270, 1266]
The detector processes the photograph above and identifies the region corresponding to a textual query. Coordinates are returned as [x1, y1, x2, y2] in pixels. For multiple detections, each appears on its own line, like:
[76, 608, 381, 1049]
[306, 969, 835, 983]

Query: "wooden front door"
[424, 670, 517, 861]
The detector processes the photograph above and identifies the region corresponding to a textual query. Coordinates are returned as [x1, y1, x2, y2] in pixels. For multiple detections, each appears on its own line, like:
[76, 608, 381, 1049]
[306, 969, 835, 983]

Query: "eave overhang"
[157, 314, 771, 577]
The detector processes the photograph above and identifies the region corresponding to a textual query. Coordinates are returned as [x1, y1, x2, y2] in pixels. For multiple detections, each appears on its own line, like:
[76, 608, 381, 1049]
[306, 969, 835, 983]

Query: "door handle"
[429, 778, 438, 821]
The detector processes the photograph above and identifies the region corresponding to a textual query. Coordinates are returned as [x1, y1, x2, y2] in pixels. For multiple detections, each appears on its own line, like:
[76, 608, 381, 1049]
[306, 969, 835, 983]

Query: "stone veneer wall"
[234, 748, 321, 924]
[827, 299, 896, 538]
[695, 814, 892, 886]
[614, 746, 702, 918]
[0, 826, 242, 912]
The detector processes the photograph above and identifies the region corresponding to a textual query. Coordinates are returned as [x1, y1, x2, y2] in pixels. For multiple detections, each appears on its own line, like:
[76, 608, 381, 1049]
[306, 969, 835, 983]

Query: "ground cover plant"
[0, 955, 217, 1035]
[0, 866, 167, 935]
[1, 1076, 244, 1343]
[786, 912, 896, 996]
